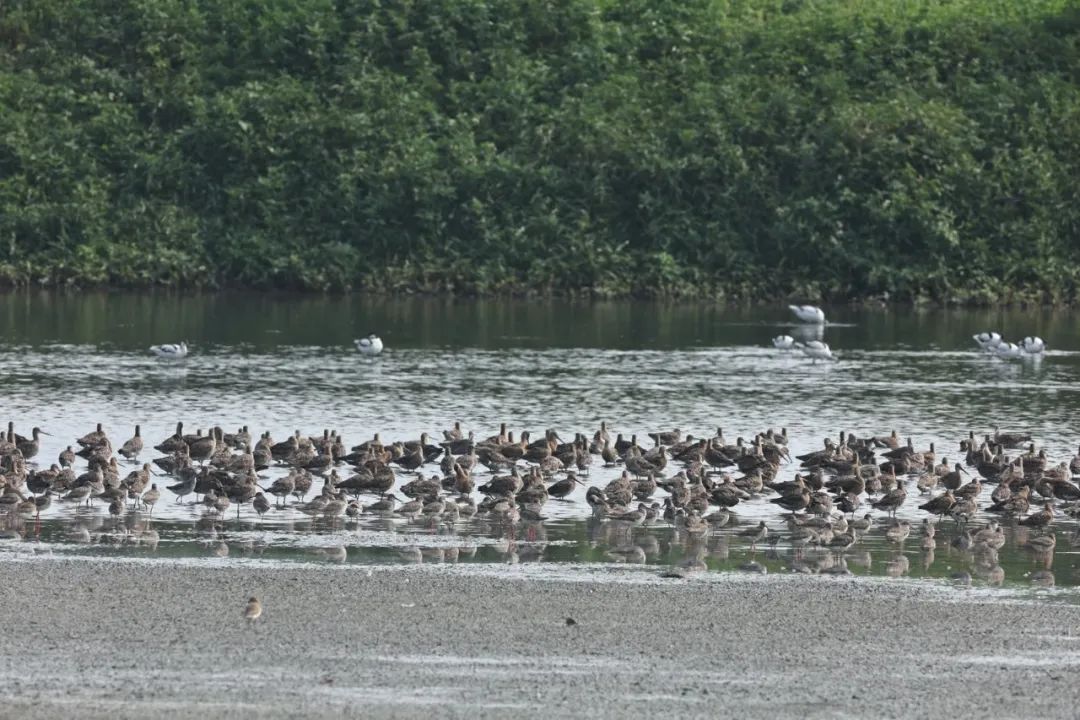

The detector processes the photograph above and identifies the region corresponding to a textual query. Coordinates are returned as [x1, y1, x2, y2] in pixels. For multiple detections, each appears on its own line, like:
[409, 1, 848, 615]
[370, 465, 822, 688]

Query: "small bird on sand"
[244, 596, 262, 623]
[739, 520, 768, 549]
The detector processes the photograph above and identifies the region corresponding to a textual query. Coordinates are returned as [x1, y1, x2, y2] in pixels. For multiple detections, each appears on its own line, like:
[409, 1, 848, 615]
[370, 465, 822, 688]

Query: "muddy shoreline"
[1, 559, 1078, 718]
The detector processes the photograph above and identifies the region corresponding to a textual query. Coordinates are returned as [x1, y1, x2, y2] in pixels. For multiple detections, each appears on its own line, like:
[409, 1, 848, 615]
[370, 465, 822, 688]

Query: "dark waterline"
[0, 289, 1078, 350]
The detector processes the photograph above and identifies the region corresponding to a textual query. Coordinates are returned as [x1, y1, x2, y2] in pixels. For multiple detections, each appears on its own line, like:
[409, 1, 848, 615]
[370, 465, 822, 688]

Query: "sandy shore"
[1, 559, 1079, 719]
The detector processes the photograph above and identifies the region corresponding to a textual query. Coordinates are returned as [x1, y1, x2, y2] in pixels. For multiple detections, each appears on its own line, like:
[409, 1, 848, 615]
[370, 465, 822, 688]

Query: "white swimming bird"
[1021, 336, 1046, 355]
[797, 340, 834, 362]
[772, 335, 796, 350]
[354, 334, 384, 356]
[972, 331, 1002, 351]
[995, 342, 1024, 359]
[149, 341, 188, 359]
[789, 305, 826, 324]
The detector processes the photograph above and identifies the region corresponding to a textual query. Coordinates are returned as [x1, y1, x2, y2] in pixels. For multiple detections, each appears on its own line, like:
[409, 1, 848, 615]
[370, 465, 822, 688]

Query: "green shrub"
[0, 0, 1077, 301]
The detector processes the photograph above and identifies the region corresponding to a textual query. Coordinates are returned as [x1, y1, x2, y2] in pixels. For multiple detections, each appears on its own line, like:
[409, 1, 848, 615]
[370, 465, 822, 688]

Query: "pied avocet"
[797, 340, 834, 362]
[789, 305, 826, 324]
[355, 334, 384, 356]
[972, 331, 1002, 351]
[1021, 336, 1046, 355]
[772, 335, 796, 350]
[995, 342, 1023, 359]
[149, 342, 188, 359]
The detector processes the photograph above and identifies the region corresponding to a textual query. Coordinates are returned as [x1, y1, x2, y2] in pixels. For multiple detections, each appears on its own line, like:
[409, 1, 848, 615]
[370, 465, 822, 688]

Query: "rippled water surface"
[2, 291, 1080, 592]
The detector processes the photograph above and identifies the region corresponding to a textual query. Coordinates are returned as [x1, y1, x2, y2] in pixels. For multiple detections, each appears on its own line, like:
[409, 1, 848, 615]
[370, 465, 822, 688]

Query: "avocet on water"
[1022, 336, 1046, 355]
[149, 341, 188, 359]
[789, 305, 826, 324]
[354, 334, 384, 356]
[772, 335, 796, 350]
[797, 340, 834, 362]
[972, 331, 1002, 351]
[995, 342, 1024, 359]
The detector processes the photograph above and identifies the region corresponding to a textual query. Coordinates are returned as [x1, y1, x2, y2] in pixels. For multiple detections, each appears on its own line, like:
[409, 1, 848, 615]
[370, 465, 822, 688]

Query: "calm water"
[2, 291, 1080, 591]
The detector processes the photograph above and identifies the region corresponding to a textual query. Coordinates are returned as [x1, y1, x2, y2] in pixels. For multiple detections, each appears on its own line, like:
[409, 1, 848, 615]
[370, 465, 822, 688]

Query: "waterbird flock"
[768, 305, 835, 361]
[771, 306, 1047, 364]
[149, 335, 384, 358]
[0, 416, 1076, 583]
[149, 311, 1046, 371]
[973, 331, 1046, 359]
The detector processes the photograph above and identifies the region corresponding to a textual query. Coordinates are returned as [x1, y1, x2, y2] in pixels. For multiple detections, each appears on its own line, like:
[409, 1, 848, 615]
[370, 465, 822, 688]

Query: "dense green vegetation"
[1, 0, 1079, 301]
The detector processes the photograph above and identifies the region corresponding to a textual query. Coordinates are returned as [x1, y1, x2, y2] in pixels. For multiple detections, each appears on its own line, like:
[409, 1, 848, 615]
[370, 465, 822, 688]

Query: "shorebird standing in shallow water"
[167, 469, 197, 503]
[62, 484, 92, 507]
[885, 520, 911, 543]
[252, 492, 271, 519]
[1019, 502, 1055, 528]
[76, 423, 109, 450]
[141, 484, 160, 515]
[108, 496, 124, 523]
[17, 427, 49, 461]
[31, 492, 51, 517]
[58, 446, 76, 468]
[119, 425, 143, 461]
[244, 597, 262, 623]
[187, 428, 220, 466]
[739, 520, 768, 550]
[265, 475, 295, 507]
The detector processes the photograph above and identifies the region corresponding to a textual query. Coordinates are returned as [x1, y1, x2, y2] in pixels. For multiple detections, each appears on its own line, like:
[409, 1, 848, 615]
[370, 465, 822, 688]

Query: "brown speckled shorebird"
[919, 489, 955, 518]
[1026, 533, 1057, 552]
[738, 520, 768, 549]
[547, 472, 581, 499]
[885, 520, 911, 543]
[1019, 502, 1055, 528]
[253, 492, 271, 518]
[119, 425, 143, 461]
[16, 427, 49, 461]
[141, 484, 160, 515]
[188, 427, 220, 465]
[58, 446, 76, 468]
[265, 475, 295, 507]
[244, 597, 262, 623]
[76, 423, 109, 450]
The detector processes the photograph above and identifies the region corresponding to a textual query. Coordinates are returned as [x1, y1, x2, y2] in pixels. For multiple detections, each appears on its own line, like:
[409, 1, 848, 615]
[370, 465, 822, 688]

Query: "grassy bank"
[1, 0, 1078, 302]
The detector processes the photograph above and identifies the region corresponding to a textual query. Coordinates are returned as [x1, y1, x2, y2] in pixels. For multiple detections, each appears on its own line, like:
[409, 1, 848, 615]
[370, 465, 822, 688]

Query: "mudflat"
[1, 559, 1078, 719]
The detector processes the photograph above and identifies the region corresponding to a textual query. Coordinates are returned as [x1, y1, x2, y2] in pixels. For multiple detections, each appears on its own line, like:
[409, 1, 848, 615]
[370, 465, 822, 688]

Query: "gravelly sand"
[2, 559, 1079, 719]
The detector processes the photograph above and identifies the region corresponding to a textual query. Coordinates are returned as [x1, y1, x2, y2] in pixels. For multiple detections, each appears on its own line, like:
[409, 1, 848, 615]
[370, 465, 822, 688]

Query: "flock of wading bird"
[0, 418, 1077, 580]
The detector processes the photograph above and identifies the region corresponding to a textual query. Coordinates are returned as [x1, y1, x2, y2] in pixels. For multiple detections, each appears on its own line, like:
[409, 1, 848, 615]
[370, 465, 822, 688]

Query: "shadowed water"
[2, 291, 1079, 593]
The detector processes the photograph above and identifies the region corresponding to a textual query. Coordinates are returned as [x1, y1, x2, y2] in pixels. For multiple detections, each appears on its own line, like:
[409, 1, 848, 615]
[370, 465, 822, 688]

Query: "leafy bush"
[0, 0, 1077, 302]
